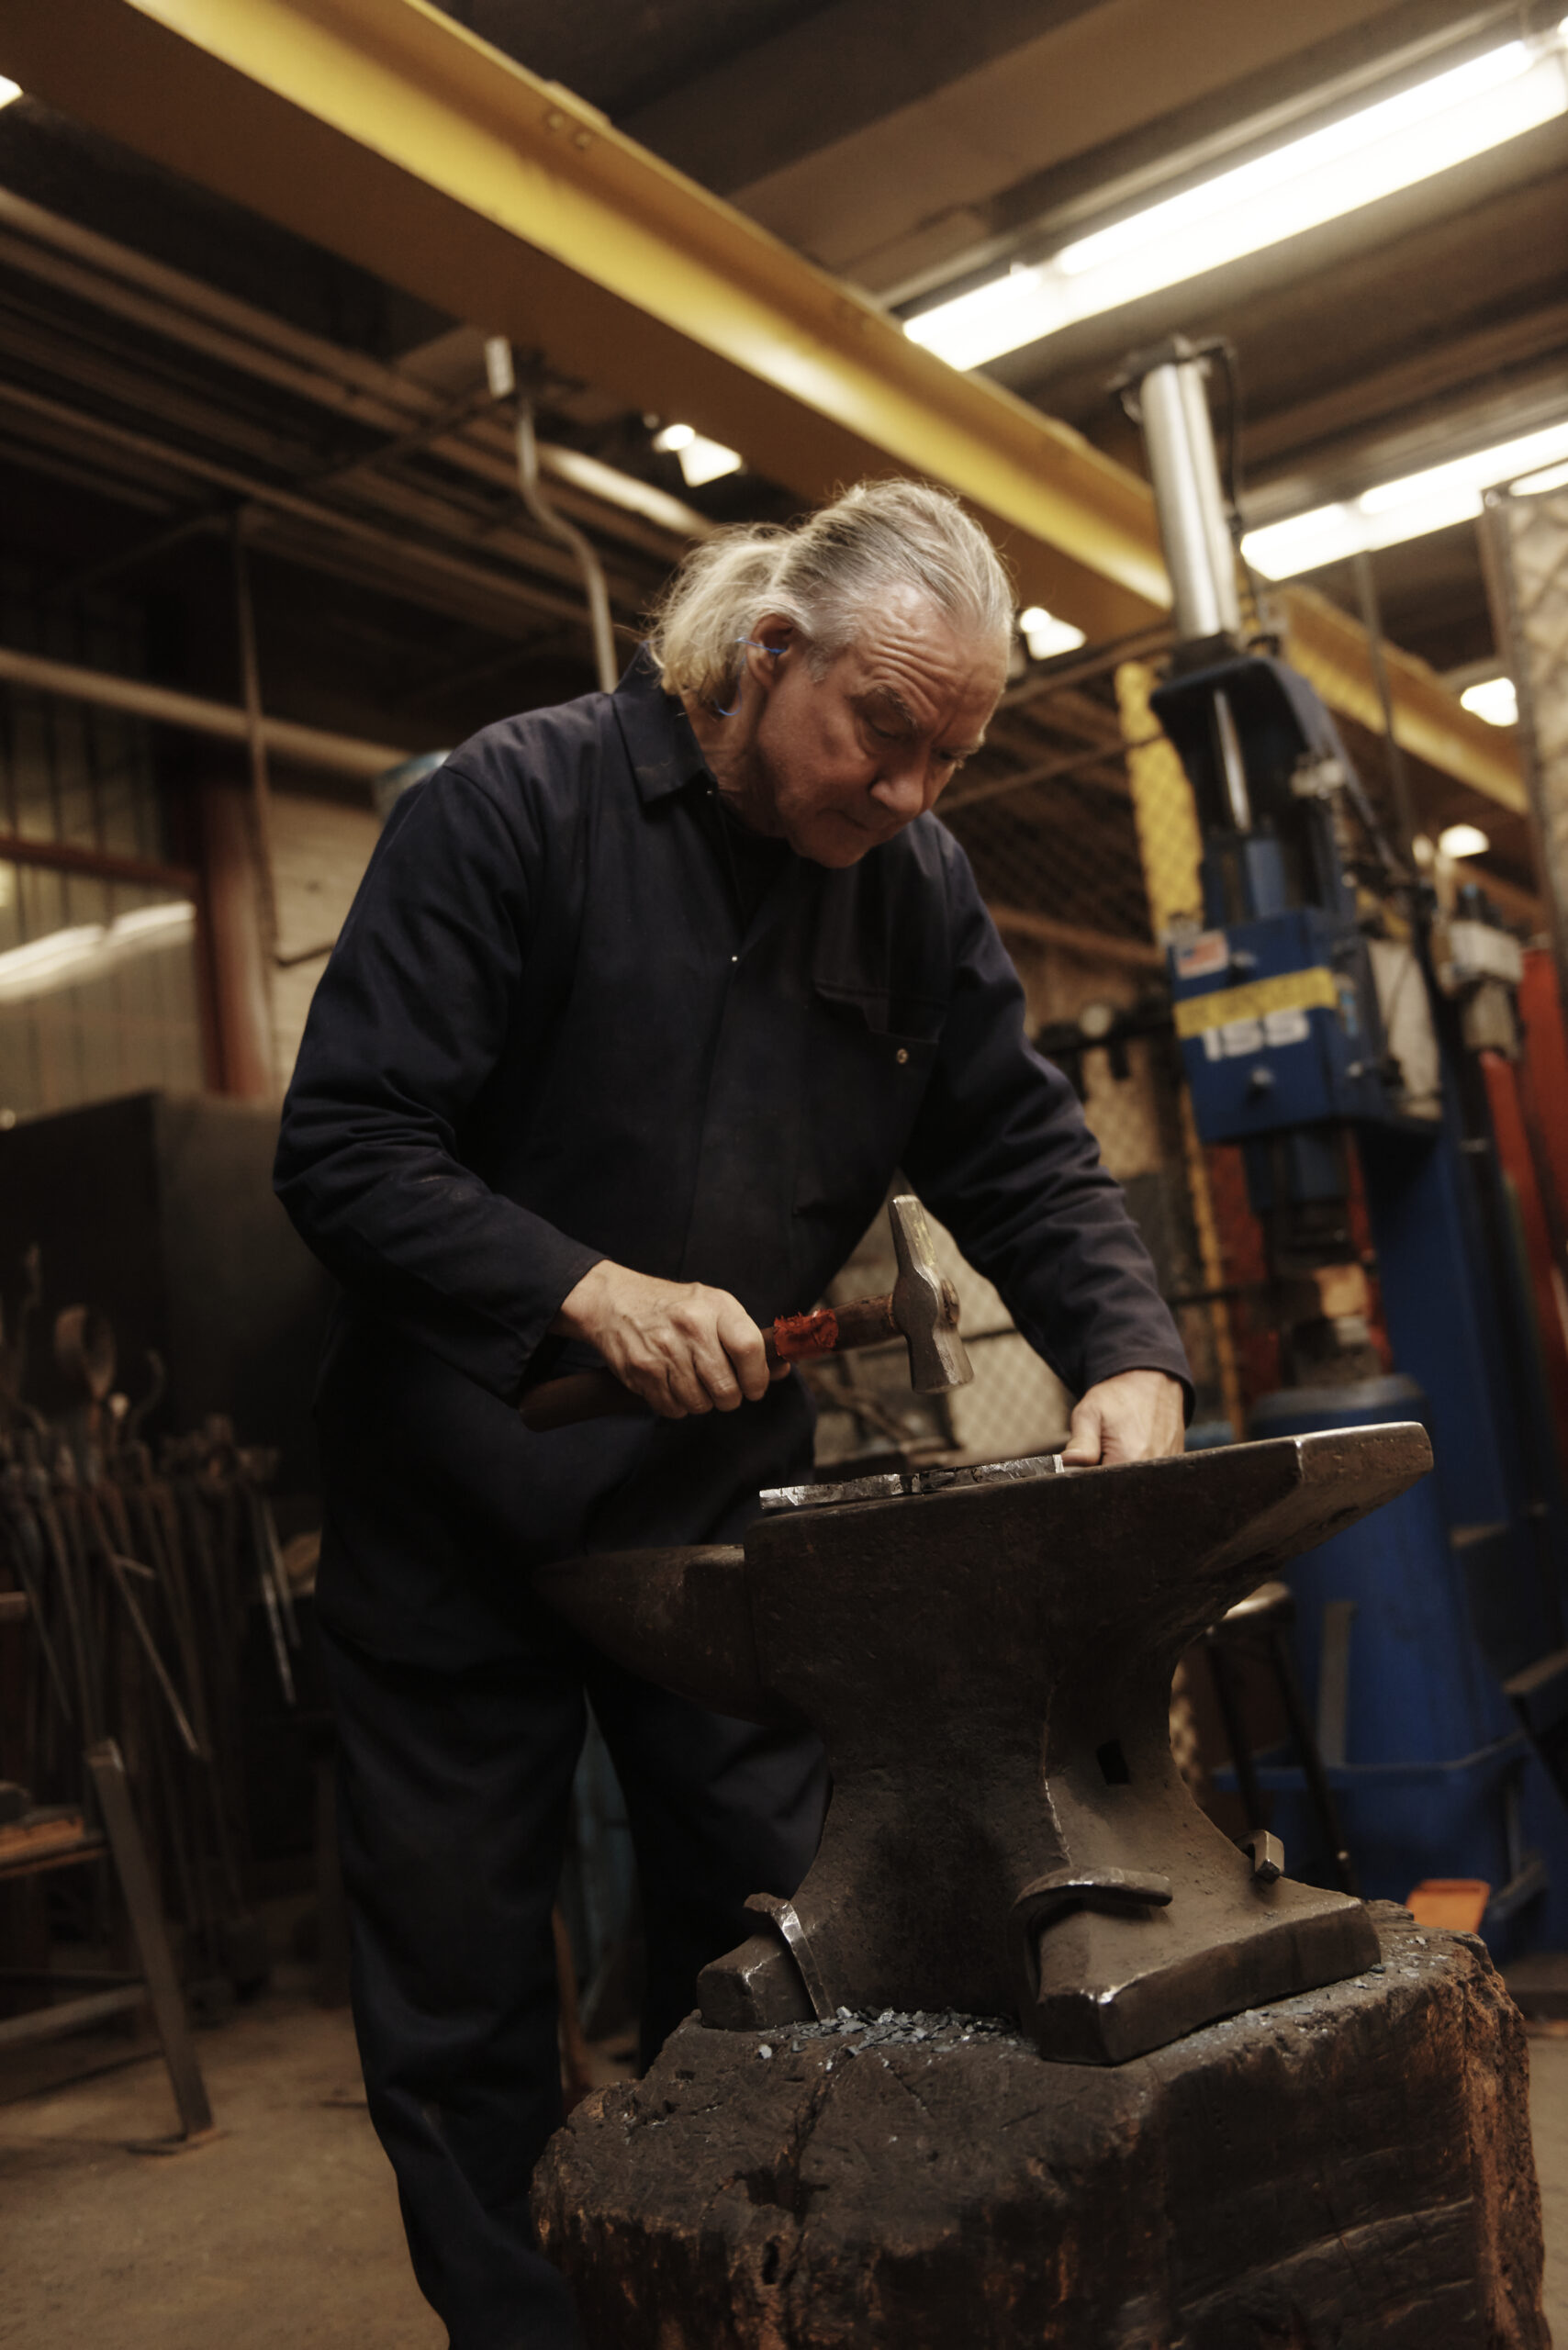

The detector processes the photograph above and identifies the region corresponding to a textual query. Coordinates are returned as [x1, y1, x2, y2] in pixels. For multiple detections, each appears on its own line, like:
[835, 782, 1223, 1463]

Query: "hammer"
[518, 1195, 972, 1433]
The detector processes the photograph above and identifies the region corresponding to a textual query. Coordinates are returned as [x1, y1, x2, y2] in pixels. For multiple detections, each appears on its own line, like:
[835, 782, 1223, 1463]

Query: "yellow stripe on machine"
[1173, 967, 1339, 1039]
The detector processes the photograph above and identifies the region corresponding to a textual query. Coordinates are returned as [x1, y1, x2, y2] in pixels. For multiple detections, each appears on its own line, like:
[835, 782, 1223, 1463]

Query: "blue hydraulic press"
[1123, 336, 1568, 1950]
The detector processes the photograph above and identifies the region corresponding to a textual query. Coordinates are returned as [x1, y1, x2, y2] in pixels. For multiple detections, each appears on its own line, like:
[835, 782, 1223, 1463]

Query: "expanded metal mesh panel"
[1486, 485, 1568, 982]
[943, 782, 1155, 953]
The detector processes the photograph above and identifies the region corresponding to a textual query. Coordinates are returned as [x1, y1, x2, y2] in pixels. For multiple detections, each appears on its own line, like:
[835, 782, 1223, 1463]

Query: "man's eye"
[868, 722, 902, 742]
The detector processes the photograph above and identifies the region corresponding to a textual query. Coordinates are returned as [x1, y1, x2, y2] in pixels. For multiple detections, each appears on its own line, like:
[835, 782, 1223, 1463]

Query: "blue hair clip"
[714, 636, 782, 715]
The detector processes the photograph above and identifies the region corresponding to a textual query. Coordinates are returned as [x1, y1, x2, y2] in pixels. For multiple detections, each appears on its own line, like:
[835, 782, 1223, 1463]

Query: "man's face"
[745, 590, 1006, 867]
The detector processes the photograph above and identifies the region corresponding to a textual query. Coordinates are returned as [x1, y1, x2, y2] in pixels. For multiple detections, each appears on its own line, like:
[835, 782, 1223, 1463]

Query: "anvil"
[536, 1424, 1431, 2064]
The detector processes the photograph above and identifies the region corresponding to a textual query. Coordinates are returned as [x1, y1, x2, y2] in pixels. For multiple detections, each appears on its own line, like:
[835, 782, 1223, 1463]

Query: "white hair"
[645, 478, 1014, 708]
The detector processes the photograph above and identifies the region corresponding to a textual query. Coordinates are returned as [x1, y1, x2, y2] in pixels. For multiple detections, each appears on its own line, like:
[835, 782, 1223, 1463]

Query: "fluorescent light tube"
[0, 80, 21, 109]
[1514, 457, 1568, 497]
[906, 29, 1568, 369]
[0, 901, 195, 1005]
[0, 924, 107, 999]
[1242, 417, 1568, 578]
[112, 900, 197, 941]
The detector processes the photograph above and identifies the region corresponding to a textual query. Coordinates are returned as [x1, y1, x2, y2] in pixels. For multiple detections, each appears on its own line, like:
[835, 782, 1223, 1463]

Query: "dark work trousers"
[321, 1616, 828, 2350]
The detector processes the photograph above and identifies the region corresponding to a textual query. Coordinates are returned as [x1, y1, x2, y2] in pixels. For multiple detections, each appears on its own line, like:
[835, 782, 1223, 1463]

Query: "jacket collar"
[611, 645, 713, 804]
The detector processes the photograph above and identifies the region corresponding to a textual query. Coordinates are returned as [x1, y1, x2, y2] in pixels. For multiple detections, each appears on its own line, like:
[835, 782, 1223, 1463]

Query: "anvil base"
[535, 1910, 1546, 2350]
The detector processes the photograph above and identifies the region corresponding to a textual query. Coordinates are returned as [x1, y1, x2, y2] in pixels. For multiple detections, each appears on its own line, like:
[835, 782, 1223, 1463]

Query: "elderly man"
[275, 478, 1188, 2350]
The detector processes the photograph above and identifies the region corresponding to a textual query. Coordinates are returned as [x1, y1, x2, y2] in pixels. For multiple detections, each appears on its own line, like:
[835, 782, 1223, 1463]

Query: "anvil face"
[535, 1425, 1430, 2064]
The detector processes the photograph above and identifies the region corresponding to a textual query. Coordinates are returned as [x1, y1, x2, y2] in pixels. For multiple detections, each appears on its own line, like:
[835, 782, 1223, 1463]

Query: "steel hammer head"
[888, 1195, 973, 1393]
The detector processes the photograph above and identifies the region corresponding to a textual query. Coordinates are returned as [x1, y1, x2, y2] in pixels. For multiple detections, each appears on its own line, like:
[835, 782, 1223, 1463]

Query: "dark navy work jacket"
[275, 655, 1189, 1666]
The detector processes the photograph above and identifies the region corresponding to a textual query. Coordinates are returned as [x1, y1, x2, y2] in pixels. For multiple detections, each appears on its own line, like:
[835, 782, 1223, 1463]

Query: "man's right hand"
[549, 1260, 783, 1419]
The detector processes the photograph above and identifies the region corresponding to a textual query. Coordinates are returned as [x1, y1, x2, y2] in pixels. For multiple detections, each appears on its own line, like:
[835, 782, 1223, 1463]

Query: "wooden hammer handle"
[770, 1296, 900, 1359]
[518, 1369, 648, 1433]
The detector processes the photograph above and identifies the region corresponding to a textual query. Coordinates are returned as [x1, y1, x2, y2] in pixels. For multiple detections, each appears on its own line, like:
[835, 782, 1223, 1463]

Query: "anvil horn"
[532, 1544, 782, 1725]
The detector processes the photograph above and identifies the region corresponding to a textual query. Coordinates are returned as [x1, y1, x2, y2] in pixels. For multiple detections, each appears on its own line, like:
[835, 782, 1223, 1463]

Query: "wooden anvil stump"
[533, 1908, 1546, 2350]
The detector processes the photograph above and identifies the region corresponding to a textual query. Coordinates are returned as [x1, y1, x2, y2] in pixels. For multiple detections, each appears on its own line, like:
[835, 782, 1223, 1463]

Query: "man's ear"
[747, 616, 794, 686]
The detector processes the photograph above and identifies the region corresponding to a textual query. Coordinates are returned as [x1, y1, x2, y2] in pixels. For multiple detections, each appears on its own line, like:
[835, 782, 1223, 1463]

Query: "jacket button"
[896, 1046, 909, 1065]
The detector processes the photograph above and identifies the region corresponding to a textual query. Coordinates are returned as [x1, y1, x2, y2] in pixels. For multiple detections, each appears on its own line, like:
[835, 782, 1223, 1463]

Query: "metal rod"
[942, 733, 1152, 814]
[1138, 352, 1242, 649]
[28, 1474, 101, 1749]
[1268, 1628, 1361, 1897]
[0, 1506, 73, 1722]
[513, 395, 619, 693]
[1351, 548, 1420, 857]
[248, 1487, 299, 1651]
[998, 622, 1174, 711]
[86, 1739, 215, 2139]
[98, 1544, 204, 1762]
[231, 518, 278, 954]
[1212, 690, 1253, 834]
[0, 642, 408, 782]
[986, 902, 1164, 972]
[0, 377, 599, 632]
[59, 510, 219, 600]
[0, 186, 711, 553]
[0, 1982, 147, 2050]
[1202, 1639, 1267, 1830]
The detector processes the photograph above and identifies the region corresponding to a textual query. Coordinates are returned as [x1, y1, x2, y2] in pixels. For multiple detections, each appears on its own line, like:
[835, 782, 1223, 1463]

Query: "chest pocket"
[794, 977, 945, 1234]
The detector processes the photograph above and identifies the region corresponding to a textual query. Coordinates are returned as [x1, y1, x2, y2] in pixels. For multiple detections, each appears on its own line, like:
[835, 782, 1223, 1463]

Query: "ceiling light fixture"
[1018, 606, 1088, 661]
[905, 26, 1568, 371]
[1240, 415, 1568, 578]
[0, 80, 21, 108]
[1438, 822, 1491, 858]
[1460, 677, 1518, 727]
[651, 422, 743, 488]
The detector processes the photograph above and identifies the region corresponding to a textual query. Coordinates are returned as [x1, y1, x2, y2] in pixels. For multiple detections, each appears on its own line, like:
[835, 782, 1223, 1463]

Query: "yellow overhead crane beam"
[1, 0, 1524, 814]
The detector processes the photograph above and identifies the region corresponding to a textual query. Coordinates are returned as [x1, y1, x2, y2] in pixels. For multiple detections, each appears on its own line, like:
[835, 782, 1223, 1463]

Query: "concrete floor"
[1534, 2035, 1568, 2344]
[6, 1984, 1568, 2346]
[0, 1983, 444, 2350]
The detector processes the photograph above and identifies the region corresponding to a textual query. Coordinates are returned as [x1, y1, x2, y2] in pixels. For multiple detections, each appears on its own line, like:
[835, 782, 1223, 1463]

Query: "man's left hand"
[1061, 1368, 1186, 1466]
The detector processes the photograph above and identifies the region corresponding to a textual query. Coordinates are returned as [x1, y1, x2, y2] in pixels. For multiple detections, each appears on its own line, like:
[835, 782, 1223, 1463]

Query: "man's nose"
[870, 752, 931, 823]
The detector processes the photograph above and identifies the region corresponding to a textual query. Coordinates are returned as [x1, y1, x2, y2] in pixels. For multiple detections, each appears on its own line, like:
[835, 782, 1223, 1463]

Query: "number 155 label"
[1198, 1007, 1312, 1060]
